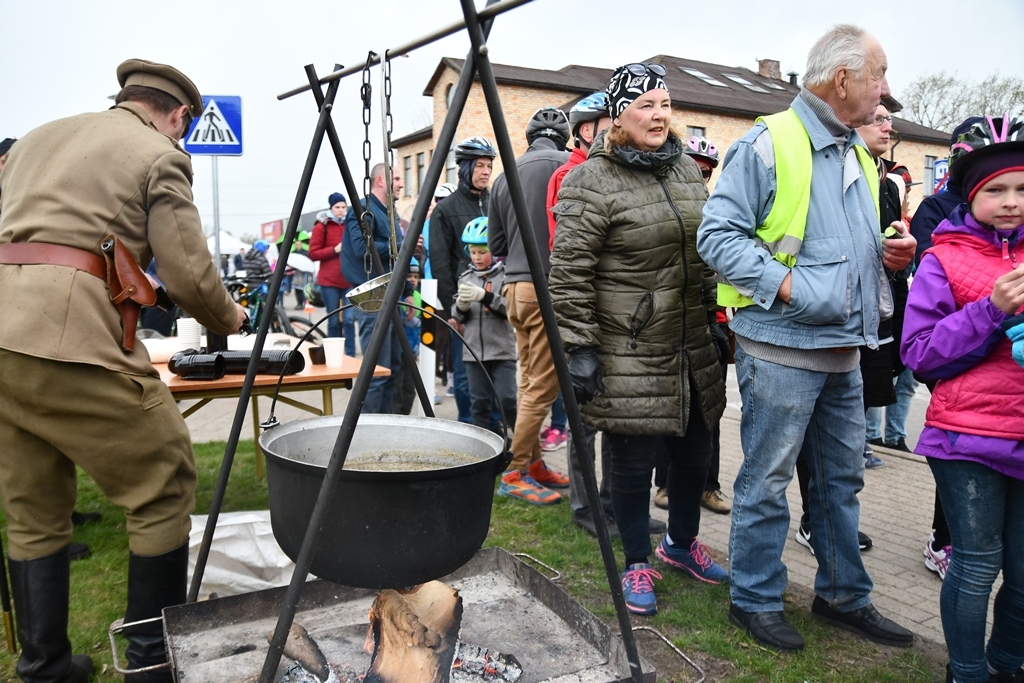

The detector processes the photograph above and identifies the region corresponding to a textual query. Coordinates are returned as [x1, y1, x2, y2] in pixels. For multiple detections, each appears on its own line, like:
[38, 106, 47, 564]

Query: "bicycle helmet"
[453, 136, 496, 161]
[526, 107, 570, 145]
[684, 136, 720, 168]
[569, 92, 609, 127]
[253, 239, 269, 254]
[949, 114, 1024, 186]
[434, 182, 457, 199]
[461, 216, 488, 255]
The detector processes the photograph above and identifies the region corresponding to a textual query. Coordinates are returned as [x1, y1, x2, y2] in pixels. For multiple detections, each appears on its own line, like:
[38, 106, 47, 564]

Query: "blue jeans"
[450, 341, 472, 424]
[550, 393, 567, 432]
[865, 366, 919, 443]
[930, 458, 1024, 683]
[319, 286, 356, 357]
[464, 360, 517, 435]
[729, 346, 873, 612]
[353, 307, 401, 413]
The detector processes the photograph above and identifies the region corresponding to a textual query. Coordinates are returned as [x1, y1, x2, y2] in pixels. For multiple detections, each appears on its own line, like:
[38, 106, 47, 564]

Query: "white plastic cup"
[322, 338, 345, 367]
[176, 318, 202, 350]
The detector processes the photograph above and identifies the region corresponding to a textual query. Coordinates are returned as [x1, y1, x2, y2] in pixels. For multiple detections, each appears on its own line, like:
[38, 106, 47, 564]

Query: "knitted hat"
[962, 149, 1024, 201]
[328, 192, 347, 207]
[606, 63, 669, 118]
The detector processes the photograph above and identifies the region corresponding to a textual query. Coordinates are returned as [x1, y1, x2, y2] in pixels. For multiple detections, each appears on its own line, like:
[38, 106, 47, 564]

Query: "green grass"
[0, 441, 946, 682]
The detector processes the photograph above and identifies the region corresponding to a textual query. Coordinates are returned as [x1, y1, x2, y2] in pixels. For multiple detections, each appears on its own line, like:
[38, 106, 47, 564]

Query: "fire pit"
[161, 548, 655, 682]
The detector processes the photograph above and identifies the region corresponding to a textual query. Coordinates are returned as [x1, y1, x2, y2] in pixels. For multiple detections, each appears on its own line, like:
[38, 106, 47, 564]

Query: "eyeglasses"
[701, 168, 713, 180]
[624, 63, 667, 77]
[871, 115, 893, 127]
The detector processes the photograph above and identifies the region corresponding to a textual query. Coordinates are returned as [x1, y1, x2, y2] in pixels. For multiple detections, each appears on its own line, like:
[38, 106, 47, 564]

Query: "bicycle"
[223, 274, 324, 343]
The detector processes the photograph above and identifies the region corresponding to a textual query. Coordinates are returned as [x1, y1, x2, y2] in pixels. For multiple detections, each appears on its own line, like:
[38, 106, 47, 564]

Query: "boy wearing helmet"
[902, 115, 1024, 683]
[451, 217, 519, 444]
[429, 136, 497, 423]
[243, 238, 273, 281]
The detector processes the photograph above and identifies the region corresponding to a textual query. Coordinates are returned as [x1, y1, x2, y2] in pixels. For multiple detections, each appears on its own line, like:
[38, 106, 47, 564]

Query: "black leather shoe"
[71, 510, 102, 526]
[811, 596, 913, 647]
[728, 603, 805, 652]
[573, 510, 620, 538]
[648, 517, 667, 535]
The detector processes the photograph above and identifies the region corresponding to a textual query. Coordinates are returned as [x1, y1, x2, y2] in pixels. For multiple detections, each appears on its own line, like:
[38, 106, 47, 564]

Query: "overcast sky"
[3, 0, 1022, 241]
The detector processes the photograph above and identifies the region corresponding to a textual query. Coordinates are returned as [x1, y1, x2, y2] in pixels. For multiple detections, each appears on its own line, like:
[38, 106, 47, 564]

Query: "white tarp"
[187, 510, 311, 598]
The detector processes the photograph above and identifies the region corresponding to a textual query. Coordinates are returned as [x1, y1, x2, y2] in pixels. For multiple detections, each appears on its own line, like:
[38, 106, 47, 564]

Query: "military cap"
[116, 59, 204, 117]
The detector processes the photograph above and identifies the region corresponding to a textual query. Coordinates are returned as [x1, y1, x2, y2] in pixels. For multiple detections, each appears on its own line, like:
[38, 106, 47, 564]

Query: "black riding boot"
[9, 546, 94, 683]
[122, 543, 188, 683]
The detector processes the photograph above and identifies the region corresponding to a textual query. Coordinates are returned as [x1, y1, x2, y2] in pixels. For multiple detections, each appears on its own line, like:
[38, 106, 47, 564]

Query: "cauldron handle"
[496, 448, 513, 474]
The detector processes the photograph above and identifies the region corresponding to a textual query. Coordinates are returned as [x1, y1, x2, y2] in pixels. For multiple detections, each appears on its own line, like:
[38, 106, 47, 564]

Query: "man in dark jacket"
[489, 108, 572, 504]
[342, 163, 411, 413]
[429, 136, 495, 423]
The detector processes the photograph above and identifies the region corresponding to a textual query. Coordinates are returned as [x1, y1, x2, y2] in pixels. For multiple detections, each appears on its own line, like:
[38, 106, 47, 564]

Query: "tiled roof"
[426, 56, 948, 145]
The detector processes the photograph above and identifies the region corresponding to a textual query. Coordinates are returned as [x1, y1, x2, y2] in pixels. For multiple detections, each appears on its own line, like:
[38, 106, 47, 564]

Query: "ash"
[280, 663, 356, 683]
[451, 642, 522, 682]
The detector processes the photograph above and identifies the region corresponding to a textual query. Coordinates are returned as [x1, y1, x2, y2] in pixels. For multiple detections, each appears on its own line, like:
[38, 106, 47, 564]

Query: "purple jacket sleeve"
[901, 253, 1009, 381]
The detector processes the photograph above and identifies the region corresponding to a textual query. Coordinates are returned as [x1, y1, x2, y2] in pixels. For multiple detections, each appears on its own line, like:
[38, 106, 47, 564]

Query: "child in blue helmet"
[451, 217, 519, 443]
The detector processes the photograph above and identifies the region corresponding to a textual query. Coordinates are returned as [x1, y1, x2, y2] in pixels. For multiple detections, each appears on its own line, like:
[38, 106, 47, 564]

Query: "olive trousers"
[0, 350, 196, 560]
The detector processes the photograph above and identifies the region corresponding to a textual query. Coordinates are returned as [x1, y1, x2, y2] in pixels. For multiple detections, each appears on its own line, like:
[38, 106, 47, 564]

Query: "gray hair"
[803, 24, 869, 87]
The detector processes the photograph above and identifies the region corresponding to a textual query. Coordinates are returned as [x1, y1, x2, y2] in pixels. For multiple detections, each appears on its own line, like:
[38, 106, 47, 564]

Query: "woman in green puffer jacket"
[549, 62, 728, 616]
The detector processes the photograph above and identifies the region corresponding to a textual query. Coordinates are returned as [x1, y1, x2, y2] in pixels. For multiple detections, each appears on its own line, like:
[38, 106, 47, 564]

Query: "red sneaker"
[529, 459, 570, 489]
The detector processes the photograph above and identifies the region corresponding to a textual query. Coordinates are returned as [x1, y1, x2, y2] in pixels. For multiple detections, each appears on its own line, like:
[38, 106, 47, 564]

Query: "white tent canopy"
[207, 232, 249, 254]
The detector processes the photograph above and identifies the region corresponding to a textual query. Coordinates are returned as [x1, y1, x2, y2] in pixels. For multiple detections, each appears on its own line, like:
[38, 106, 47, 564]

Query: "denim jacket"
[696, 95, 886, 350]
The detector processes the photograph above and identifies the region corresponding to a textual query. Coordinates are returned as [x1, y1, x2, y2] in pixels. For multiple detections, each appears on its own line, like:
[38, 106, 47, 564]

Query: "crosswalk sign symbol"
[184, 96, 243, 156]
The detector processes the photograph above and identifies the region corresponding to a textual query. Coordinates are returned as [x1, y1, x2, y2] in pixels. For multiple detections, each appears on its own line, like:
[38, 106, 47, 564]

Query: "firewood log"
[363, 581, 462, 683]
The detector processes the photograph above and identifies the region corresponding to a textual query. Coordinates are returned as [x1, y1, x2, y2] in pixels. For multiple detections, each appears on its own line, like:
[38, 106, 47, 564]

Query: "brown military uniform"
[0, 101, 237, 559]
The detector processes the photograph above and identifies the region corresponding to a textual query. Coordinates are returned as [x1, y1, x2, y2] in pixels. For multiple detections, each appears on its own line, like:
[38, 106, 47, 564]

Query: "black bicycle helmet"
[453, 136, 496, 162]
[526, 107, 570, 144]
[949, 114, 1024, 185]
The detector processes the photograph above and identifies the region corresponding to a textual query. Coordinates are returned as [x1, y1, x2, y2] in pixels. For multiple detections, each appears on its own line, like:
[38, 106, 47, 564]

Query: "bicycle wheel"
[288, 316, 325, 344]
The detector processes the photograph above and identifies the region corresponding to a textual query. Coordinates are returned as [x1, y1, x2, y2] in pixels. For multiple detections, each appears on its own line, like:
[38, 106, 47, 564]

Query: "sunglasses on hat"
[623, 63, 667, 77]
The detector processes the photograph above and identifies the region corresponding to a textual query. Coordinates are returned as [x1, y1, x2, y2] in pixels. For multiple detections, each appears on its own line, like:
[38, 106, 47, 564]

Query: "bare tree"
[898, 71, 1024, 133]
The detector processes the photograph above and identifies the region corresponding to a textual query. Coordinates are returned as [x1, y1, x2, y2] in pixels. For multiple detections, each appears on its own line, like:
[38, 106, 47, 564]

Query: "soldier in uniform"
[0, 59, 246, 683]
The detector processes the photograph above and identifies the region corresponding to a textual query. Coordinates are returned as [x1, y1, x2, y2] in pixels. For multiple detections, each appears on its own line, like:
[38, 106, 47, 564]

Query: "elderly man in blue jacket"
[342, 163, 412, 413]
[697, 24, 917, 652]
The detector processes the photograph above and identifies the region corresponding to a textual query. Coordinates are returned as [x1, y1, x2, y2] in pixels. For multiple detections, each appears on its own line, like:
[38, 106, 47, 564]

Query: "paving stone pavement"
[180, 359, 984, 653]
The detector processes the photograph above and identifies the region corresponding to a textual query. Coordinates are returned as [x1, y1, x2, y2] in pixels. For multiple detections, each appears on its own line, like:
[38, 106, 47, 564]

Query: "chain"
[381, 50, 399, 266]
[360, 51, 377, 279]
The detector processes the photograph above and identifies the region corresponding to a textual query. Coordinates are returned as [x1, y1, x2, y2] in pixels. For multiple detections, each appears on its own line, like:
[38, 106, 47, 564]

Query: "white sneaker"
[924, 532, 950, 580]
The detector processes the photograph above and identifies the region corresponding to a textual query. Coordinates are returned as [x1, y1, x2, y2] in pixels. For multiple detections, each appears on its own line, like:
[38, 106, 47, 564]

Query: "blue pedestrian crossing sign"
[184, 96, 242, 156]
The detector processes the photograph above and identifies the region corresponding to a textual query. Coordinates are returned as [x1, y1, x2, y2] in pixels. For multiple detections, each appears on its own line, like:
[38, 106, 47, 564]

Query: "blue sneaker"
[621, 563, 661, 615]
[655, 537, 729, 584]
[863, 449, 885, 469]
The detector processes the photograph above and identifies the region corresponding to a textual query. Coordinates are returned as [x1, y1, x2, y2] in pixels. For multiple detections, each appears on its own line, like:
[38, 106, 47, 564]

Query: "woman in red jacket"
[309, 192, 355, 355]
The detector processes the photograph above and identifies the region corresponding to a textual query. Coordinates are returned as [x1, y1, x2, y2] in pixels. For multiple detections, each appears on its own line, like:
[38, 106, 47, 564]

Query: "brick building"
[392, 55, 949, 220]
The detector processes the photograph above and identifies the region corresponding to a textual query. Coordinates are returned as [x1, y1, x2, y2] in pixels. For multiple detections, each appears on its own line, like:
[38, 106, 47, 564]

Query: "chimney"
[758, 59, 781, 81]
[787, 71, 799, 86]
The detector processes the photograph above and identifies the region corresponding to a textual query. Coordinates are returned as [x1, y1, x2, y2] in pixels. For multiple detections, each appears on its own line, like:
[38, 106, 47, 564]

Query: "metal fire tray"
[164, 547, 655, 683]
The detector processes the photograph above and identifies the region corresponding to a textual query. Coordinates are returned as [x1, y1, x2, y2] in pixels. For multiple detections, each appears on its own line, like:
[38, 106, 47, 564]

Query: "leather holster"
[100, 235, 157, 352]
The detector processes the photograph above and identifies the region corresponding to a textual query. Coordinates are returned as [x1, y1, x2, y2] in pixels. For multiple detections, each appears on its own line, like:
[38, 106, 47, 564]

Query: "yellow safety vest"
[717, 108, 880, 308]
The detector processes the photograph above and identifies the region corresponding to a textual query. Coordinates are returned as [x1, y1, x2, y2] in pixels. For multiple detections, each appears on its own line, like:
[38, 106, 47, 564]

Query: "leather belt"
[0, 242, 106, 280]
[829, 347, 856, 354]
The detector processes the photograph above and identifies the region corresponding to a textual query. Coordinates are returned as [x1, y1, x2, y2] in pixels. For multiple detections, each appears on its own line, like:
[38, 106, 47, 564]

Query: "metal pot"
[259, 414, 509, 589]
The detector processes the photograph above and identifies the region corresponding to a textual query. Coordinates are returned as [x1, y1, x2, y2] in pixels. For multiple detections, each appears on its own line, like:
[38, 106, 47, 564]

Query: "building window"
[924, 155, 936, 196]
[687, 126, 706, 139]
[416, 152, 426, 194]
[680, 67, 728, 87]
[403, 156, 412, 198]
[446, 149, 457, 184]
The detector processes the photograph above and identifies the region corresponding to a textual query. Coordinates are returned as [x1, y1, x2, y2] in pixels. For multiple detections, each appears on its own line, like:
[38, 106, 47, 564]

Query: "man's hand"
[882, 220, 917, 272]
[991, 265, 1024, 315]
[231, 303, 248, 334]
[778, 273, 792, 303]
[568, 347, 606, 405]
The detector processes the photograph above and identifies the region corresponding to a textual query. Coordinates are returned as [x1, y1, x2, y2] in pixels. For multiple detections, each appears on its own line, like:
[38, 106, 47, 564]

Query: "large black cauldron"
[259, 414, 508, 589]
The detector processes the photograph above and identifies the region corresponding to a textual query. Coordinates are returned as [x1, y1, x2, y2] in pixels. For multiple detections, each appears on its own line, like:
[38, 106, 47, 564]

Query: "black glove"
[568, 347, 606, 405]
[709, 319, 731, 363]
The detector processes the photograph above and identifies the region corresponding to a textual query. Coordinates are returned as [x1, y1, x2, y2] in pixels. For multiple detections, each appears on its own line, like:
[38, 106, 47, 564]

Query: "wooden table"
[158, 355, 389, 478]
